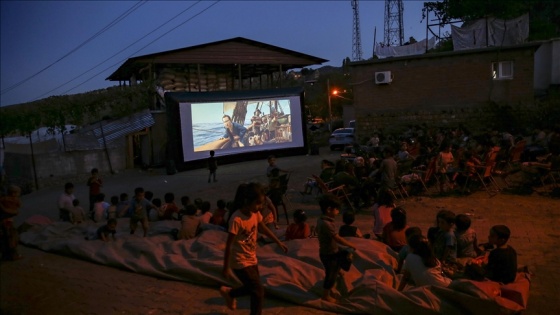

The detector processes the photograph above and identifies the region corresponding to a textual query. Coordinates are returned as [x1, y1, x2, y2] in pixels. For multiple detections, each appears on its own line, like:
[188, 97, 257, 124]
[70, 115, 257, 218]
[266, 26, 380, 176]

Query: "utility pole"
[384, 0, 404, 46]
[351, 0, 363, 61]
[327, 79, 332, 131]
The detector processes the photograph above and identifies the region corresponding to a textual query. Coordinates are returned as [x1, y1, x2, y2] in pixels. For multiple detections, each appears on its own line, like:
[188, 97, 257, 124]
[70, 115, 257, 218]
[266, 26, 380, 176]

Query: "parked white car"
[329, 128, 355, 150]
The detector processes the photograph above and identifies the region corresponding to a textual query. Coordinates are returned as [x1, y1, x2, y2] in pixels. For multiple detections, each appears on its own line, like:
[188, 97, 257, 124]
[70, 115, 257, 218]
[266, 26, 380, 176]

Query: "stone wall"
[353, 105, 536, 143]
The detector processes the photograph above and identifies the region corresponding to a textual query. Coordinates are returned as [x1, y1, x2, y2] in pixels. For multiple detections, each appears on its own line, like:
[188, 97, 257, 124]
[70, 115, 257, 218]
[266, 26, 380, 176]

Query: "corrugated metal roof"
[92, 109, 155, 146]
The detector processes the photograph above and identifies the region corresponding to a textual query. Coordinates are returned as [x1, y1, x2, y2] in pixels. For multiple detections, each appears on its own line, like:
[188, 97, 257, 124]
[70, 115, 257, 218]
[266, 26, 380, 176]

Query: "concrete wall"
[4, 143, 126, 191]
[534, 39, 560, 90]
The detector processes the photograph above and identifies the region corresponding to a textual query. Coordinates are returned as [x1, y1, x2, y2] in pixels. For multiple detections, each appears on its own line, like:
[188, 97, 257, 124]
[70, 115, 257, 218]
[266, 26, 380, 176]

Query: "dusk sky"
[1, 1, 449, 107]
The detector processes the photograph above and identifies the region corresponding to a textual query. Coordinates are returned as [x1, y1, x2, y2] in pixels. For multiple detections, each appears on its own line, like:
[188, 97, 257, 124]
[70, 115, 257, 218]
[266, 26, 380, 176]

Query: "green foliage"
[0, 82, 154, 136]
[464, 91, 560, 135]
[429, 36, 454, 52]
[301, 68, 312, 76]
[533, 90, 560, 130]
[18, 109, 42, 135]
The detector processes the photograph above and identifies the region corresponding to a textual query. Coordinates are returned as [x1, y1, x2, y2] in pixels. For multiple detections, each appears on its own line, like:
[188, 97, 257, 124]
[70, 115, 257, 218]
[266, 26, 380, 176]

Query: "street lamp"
[327, 79, 333, 131]
[327, 79, 351, 131]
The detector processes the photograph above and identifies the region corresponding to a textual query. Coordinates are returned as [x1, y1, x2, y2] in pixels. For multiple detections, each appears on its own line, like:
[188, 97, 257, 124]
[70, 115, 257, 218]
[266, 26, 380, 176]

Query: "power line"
[34, 0, 207, 100]
[57, 1, 221, 97]
[0, 0, 148, 96]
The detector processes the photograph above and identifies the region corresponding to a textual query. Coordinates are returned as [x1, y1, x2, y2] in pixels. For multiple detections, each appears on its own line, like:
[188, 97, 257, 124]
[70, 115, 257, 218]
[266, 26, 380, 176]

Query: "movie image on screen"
[178, 94, 304, 162]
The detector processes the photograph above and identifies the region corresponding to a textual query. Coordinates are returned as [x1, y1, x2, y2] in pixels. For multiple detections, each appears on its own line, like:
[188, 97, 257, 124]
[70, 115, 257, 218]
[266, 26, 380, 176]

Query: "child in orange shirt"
[220, 183, 288, 312]
[285, 209, 311, 240]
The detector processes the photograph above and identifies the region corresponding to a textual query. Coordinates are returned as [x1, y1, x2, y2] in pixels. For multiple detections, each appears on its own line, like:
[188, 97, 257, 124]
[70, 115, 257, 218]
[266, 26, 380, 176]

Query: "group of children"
[4, 170, 521, 314]
[394, 209, 518, 291]
[61, 168, 238, 242]
[219, 184, 360, 312]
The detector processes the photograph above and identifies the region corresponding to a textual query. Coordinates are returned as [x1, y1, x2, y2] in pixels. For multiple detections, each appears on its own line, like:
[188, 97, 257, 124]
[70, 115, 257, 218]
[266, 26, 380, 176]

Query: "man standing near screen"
[221, 115, 247, 148]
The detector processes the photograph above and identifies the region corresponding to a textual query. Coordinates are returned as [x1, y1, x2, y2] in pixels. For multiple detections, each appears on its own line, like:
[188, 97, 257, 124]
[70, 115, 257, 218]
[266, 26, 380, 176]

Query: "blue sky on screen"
[1, 1, 448, 107]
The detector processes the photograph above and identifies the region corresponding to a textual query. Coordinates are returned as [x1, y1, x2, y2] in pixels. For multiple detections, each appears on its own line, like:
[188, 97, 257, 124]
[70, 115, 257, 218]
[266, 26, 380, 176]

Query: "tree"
[423, 0, 559, 40]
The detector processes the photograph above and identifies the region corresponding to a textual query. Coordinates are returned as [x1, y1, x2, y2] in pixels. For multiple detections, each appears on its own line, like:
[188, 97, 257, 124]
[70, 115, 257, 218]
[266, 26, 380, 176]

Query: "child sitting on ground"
[260, 195, 278, 231]
[396, 226, 423, 273]
[382, 207, 409, 252]
[339, 212, 368, 238]
[70, 199, 87, 224]
[93, 193, 109, 223]
[209, 199, 227, 228]
[193, 198, 203, 216]
[178, 195, 190, 220]
[432, 210, 457, 266]
[159, 192, 179, 220]
[107, 196, 119, 220]
[95, 218, 117, 242]
[427, 209, 449, 246]
[468, 225, 518, 284]
[455, 214, 482, 266]
[285, 209, 311, 240]
[149, 197, 161, 222]
[398, 234, 452, 291]
[117, 193, 130, 218]
[177, 204, 201, 240]
[198, 201, 213, 224]
[372, 193, 395, 240]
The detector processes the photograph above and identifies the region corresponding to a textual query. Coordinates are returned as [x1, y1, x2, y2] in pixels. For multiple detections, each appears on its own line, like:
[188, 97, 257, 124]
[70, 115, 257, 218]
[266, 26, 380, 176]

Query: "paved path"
[2, 149, 559, 314]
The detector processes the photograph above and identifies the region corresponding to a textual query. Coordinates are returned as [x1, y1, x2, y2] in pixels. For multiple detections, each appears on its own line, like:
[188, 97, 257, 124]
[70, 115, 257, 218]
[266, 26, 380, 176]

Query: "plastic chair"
[411, 155, 440, 194]
[464, 147, 502, 196]
[313, 175, 355, 212]
[300, 177, 321, 202]
[499, 140, 527, 186]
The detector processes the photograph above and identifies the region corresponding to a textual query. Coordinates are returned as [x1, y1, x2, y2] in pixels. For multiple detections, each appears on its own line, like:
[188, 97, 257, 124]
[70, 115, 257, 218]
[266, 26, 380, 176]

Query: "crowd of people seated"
[309, 123, 560, 205]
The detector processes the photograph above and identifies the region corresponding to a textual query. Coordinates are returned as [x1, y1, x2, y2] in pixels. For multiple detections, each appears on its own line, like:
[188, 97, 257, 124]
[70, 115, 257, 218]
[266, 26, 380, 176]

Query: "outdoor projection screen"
[166, 88, 305, 163]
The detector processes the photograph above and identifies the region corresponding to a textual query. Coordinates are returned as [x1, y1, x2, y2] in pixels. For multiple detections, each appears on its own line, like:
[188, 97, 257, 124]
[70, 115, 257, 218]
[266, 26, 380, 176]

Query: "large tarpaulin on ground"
[20, 218, 529, 314]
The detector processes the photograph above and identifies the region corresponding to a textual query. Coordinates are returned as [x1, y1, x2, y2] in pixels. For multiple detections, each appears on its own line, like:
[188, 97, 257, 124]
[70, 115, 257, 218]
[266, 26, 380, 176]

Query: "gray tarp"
[452, 14, 529, 51]
[20, 218, 529, 314]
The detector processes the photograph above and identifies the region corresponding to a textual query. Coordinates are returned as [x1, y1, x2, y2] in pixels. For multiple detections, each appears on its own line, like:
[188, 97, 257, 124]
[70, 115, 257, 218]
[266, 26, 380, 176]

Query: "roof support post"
[197, 64, 202, 92]
[238, 64, 242, 90]
[279, 65, 283, 87]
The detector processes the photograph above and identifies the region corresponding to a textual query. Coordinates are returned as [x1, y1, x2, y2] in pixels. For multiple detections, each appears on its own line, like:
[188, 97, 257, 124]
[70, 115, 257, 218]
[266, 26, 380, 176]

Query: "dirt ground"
[1, 149, 559, 314]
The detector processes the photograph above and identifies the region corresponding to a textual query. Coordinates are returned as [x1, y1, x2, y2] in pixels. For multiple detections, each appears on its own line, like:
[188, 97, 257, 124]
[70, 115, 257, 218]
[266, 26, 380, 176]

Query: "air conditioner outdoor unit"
[375, 71, 392, 84]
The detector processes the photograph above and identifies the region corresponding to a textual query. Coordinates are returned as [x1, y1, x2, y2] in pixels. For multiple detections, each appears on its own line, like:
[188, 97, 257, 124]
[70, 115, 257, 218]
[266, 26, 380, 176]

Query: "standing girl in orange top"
[220, 182, 288, 314]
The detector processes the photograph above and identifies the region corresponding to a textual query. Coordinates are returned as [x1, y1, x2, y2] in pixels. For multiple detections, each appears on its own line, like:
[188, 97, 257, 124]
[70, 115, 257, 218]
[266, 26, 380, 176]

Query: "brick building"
[349, 39, 559, 138]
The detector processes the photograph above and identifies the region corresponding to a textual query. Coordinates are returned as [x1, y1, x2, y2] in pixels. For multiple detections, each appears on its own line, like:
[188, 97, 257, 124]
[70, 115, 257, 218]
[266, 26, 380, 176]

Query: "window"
[492, 61, 514, 80]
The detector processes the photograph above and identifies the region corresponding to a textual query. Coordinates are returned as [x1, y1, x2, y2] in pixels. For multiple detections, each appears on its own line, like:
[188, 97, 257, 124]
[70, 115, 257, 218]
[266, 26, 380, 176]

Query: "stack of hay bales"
[157, 68, 190, 92]
[156, 67, 230, 92]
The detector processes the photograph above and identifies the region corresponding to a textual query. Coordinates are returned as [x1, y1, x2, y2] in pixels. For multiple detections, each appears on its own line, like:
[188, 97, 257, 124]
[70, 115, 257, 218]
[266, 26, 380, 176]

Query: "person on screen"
[267, 112, 280, 141]
[249, 109, 263, 137]
[220, 115, 247, 148]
